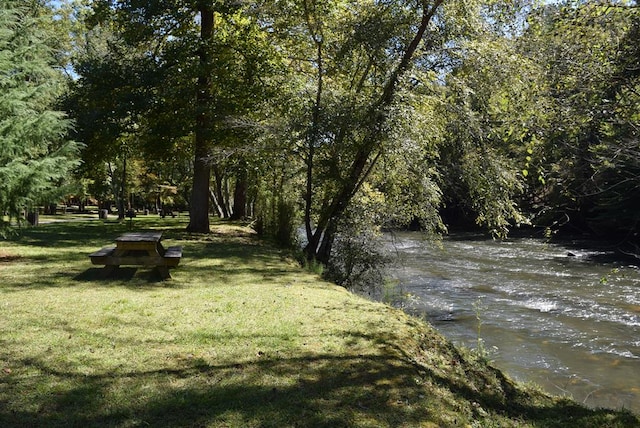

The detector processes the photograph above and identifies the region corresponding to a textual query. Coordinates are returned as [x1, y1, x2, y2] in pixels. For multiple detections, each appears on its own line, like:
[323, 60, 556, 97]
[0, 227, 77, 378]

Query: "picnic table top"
[115, 232, 163, 243]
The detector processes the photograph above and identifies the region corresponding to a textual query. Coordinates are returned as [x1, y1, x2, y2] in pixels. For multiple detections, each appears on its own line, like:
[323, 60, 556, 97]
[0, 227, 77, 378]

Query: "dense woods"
[2, 0, 639, 281]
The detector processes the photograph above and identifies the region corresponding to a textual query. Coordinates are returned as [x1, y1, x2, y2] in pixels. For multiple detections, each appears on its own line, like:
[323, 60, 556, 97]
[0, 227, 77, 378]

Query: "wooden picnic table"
[89, 232, 182, 279]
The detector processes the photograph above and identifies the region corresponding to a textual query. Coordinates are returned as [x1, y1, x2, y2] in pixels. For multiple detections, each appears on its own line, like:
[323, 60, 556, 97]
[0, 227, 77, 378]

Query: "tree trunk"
[213, 164, 229, 218]
[209, 189, 224, 217]
[308, 148, 371, 263]
[188, 144, 211, 231]
[187, 6, 214, 233]
[230, 162, 248, 220]
[118, 153, 127, 220]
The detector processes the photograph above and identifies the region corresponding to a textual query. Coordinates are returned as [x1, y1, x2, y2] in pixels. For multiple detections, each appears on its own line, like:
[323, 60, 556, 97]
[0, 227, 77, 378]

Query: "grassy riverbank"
[1, 217, 638, 427]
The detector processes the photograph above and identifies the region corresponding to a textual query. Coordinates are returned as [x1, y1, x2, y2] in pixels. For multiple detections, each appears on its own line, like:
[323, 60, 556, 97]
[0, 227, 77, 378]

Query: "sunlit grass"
[1, 217, 638, 427]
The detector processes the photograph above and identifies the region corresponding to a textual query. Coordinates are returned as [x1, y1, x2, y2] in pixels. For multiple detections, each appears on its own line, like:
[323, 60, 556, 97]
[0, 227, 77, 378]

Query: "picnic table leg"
[156, 266, 171, 280]
[101, 248, 127, 278]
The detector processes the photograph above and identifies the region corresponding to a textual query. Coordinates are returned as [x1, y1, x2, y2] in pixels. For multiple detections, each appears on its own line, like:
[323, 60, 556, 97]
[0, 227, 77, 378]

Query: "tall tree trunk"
[230, 161, 248, 220]
[189, 139, 211, 230]
[187, 6, 214, 233]
[304, 34, 323, 257]
[118, 152, 127, 220]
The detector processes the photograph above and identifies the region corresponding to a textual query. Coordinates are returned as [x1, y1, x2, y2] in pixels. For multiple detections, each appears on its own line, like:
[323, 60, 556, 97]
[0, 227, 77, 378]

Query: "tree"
[435, 29, 534, 235]
[280, 0, 449, 263]
[66, 11, 152, 218]
[188, 4, 215, 232]
[515, 2, 640, 237]
[67, 0, 536, 279]
[0, 0, 80, 232]
[72, 1, 277, 231]
[433, 1, 640, 242]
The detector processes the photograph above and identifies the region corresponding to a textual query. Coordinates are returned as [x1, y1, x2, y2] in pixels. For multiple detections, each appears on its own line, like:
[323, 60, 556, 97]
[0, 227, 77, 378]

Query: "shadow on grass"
[72, 267, 191, 287]
[11, 221, 129, 249]
[0, 355, 413, 427]
[2, 333, 638, 428]
[74, 267, 138, 282]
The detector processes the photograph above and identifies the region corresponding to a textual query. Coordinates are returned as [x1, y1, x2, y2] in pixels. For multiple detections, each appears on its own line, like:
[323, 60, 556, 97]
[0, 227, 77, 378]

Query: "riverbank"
[1, 217, 638, 427]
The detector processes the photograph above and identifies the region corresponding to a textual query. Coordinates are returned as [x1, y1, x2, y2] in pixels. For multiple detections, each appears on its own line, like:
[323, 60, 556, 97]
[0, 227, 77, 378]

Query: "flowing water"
[385, 232, 640, 413]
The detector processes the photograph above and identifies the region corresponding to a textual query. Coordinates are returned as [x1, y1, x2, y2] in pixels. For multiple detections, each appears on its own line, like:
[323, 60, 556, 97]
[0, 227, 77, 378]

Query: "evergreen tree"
[0, 0, 80, 232]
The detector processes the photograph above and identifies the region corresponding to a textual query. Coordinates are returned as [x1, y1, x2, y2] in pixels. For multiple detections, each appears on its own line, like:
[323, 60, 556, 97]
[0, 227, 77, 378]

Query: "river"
[385, 232, 640, 413]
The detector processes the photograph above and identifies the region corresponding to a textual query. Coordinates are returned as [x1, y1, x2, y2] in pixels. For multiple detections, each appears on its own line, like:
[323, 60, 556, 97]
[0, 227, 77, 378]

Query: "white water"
[386, 232, 640, 413]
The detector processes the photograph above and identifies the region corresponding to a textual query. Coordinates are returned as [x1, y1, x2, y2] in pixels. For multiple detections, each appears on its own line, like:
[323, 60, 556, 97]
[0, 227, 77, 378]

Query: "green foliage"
[288, 0, 470, 265]
[64, 0, 543, 280]
[0, 1, 80, 231]
[514, 3, 640, 236]
[433, 1, 640, 240]
[473, 297, 492, 362]
[251, 150, 302, 249]
[435, 35, 531, 235]
[373, 87, 446, 233]
[303, 256, 325, 276]
[323, 201, 390, 292]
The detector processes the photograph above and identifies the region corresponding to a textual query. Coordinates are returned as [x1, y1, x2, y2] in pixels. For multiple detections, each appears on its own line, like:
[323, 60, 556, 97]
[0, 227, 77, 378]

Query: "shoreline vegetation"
[1, 216, 638, 427]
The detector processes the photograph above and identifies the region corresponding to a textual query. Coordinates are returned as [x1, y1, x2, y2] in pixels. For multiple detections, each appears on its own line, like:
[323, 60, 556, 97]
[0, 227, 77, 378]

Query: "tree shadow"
[2, 329, 637, 428]
[10, 218, 191, 251]
[0, 352, 439, 427]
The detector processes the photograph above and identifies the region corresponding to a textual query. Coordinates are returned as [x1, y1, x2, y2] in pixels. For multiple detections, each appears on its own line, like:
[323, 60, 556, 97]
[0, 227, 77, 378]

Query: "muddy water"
[386, 232, 640, 412]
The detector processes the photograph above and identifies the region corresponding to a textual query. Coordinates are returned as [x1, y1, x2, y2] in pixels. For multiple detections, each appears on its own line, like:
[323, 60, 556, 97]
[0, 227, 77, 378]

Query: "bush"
[324, 227, 389, 295]
[254, 194, 299, 249]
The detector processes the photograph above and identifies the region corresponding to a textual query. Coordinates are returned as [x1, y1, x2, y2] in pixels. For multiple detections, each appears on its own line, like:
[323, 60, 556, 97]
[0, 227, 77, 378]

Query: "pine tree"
[0, 0, 80, 232]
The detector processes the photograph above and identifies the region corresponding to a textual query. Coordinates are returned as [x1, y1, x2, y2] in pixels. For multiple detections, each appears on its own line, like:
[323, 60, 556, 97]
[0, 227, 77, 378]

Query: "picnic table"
[89, 232, 182, 279]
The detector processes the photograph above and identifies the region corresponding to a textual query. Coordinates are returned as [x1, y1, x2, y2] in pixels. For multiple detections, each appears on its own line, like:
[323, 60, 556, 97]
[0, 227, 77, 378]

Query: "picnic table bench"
[89, 232, 182, 279]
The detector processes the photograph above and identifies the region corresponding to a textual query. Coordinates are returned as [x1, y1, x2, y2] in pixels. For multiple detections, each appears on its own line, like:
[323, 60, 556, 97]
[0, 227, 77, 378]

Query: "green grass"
[1, 217, 638, 427]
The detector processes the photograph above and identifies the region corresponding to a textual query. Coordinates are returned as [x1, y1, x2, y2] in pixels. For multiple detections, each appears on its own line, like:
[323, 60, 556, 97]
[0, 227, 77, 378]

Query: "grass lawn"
[1, 216, 638, 427]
